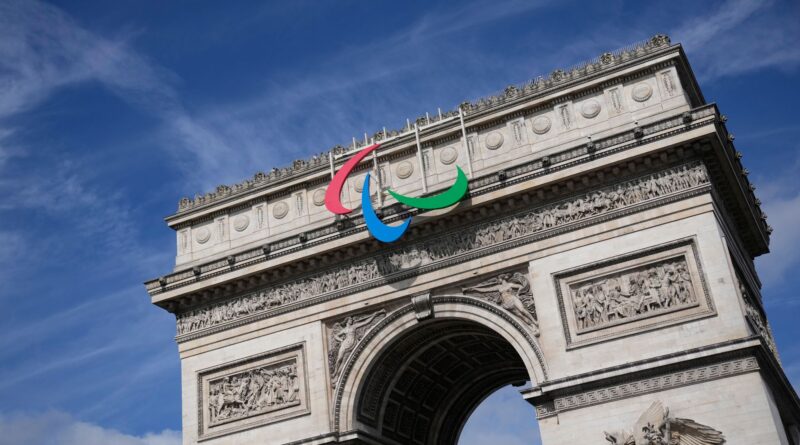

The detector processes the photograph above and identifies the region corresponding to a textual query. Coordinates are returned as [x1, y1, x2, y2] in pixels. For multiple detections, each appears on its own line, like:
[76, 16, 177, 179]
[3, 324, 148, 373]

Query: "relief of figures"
[463, 272, 539, 336]
[604, 401, 725, 444]
[328, 309, 386, 384]
[572, 258, 696, 331]
[177, 163, 709, 336]
[207, 361, 300, 426]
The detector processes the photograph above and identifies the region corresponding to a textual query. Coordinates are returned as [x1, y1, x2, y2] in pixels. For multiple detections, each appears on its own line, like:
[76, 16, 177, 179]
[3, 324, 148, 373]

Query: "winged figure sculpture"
[604, 401, 725, 445]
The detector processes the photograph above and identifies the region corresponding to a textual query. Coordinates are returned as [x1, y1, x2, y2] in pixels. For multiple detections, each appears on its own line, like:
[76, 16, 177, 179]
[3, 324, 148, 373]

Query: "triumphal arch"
[146, 36, 800, 444]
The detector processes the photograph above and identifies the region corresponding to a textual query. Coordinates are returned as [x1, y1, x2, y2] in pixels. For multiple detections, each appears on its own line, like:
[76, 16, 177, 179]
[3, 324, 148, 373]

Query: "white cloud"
[0, 411, 180, 445]
[754, 156, 800, 291]
[672, 0, 800, 80]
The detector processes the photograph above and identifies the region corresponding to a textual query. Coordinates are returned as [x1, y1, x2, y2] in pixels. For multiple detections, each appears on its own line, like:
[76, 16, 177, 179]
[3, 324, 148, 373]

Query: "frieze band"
[176, 162, 710, 338]
[534, 356, 759, 419]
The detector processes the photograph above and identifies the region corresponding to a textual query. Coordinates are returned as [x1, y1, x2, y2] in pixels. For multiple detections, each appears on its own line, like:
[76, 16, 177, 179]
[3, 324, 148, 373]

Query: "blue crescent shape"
[362, 173, 411, 243]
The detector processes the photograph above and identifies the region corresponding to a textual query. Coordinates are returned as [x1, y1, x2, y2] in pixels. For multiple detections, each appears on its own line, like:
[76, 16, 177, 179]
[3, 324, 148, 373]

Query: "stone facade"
[147, 36, 799, 444]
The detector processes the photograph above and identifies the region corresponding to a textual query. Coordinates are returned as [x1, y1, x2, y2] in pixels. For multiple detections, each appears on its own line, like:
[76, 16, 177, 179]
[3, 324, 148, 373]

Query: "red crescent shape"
[325, 143, 381, 215]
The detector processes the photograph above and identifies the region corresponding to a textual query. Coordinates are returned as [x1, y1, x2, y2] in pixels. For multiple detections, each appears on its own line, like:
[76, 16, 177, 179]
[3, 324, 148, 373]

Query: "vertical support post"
[414, 124, 428, 194]
[459, 107, 474, 177]
[372, 139, 383, 207]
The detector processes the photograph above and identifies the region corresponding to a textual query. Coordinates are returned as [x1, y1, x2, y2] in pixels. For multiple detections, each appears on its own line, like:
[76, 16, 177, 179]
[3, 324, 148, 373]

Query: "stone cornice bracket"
[411, 293, 433, 321]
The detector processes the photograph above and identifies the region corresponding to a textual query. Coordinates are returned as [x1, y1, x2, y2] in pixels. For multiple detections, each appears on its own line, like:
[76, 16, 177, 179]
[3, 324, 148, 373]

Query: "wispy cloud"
[672, 0, 800, 79]
[0, 411, 180, 445]
[754, 154, 800, 292]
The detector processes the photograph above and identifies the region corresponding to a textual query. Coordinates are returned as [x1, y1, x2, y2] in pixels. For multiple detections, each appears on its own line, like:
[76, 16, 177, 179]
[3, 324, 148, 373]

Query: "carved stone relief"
[312, 189, 326, 207]
[659, 70, 676, 97]
[532, 116, 552, 135]
[294, 192, 304, 216]
[581, 99, 602, 119]
[485, 132, 504, 150]
[466, 134, 477, 158]
[395, 161, 414, 179]
[256, 205, 265, 228]
[571, 257, 696, 331]
[195, 227, 211, 244]
[216, 217, 226, 242]
[176, 163, 710, 337]
[327, 309, 387, 385]
[179, 229, 189, 253]
[273, 202, 289, 219]
[738, 277, 780, 361]
[198, 344, 308, 439]
[510, 120, 525, 144]
[608, 87, 624, 114]
[439, 146, 459, 164]
[557, 104, 573, 129]
[233, 214, 250, 232]
[462, 271, 539, 336]
[604, 401, 725, 444]
[555, 238, 714, 347]
[632, 82, 654, 102]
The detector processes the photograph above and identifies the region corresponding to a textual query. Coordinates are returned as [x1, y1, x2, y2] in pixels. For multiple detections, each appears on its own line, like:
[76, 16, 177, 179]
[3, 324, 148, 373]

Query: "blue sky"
[0, 1, 798, 444]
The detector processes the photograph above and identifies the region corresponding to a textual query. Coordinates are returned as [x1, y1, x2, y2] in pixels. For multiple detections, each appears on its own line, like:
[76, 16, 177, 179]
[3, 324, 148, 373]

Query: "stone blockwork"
[146, 37, 798, 445]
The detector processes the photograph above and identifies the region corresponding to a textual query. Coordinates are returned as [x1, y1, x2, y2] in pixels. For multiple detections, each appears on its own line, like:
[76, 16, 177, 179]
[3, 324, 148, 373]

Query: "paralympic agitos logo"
[325, 143, 468, 243]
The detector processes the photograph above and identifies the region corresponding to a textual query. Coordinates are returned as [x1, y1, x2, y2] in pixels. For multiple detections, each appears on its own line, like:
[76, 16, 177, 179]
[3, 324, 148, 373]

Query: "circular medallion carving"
[395, 161, 414, 179]
[233, 214, 250, 232]
[272, 201, 289, 219]
[353, 175, 378, 193]
[632, 83, 653, 102]
[439, 146, 459, 165]
[580, 100, 601, 118]
[532, 116, 551, 135]
[312, 189, 326, 206]
[485, 132, 504, 150]
[195, 227, 211, 244]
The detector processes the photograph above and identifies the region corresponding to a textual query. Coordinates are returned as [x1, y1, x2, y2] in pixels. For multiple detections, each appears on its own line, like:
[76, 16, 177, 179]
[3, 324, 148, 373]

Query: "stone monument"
[146, 35, 800, 444]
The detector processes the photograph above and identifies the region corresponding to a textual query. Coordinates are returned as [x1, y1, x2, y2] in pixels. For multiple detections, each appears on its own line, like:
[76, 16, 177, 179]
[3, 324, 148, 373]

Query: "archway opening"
[355, 318, 533, 445]
[459, 384, 541, 444]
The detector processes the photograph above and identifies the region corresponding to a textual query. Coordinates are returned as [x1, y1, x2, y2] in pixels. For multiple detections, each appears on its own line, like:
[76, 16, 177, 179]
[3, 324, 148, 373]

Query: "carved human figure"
[463, 272, 539, 336]
[330, 310, 386, 382]
[572, 259, 696, 330]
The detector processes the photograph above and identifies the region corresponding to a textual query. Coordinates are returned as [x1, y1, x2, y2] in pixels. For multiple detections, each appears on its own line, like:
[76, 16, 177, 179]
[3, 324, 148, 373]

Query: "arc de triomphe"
[146, 36, 800, 444]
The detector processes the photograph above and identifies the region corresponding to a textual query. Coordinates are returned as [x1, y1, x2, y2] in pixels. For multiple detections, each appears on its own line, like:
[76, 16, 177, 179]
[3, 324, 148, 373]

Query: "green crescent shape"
[388, 166, 468, 210]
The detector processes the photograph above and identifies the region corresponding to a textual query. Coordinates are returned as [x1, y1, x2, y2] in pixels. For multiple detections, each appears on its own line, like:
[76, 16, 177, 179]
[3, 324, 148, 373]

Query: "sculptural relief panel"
[325, 308, 389, 387]
[555, 239, 714, 348]
[198, 343, 309, 440]
[461, 271, 539, 336]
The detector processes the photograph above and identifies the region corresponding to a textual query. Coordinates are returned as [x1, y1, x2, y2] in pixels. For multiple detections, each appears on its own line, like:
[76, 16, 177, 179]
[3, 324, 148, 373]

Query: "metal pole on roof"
[414, 123, 428, 194]
[459, 106, 474, 177]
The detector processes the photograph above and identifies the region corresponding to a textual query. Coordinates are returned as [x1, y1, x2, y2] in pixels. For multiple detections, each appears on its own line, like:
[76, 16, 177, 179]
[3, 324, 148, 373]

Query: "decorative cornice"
[174, 35, 674, 215]
[147, 104, 719, 295]
[173, 162, 711, 341]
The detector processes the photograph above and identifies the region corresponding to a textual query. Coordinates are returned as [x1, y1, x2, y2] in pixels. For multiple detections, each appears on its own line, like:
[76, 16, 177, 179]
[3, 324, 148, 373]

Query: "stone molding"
[534, 355, 759, 419]
[174, 163, 712, 341]
[554, 238, 715, 348]
[148, 104, 722, 295]
[196, 342, 309, 441]
[175, 35, 673, 214]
